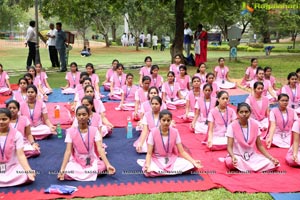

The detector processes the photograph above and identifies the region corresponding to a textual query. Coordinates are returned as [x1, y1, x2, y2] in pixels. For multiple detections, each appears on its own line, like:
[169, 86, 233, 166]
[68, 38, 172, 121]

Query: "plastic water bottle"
[54, 105, 60, 119]
[127, 117, 133, 139]
[57, 123, 63, 139]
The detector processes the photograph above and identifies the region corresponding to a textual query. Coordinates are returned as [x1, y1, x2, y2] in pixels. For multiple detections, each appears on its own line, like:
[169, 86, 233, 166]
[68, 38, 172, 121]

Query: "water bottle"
[54, 105, 60, 119]
[57, 123, 63, 139]
[127, 117, 133, 139]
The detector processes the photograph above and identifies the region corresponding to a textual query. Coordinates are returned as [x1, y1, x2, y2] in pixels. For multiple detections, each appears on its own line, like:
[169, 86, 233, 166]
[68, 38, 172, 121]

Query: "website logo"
[241, 2, 254, 15]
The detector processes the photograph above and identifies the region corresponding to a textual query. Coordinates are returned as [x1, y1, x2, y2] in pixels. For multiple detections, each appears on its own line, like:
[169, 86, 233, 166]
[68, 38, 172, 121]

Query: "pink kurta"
[0, 128, 32, 187]
[89, 74, 100, 89]
[104, 68, 115, 91]
[207, 106, 237, 149]
[162, 82, 186, 109]
[150, 75, 163, 89]
[13, 90, 27, 104]
[245, 95, 269, 129]
[193, 97, 217, 134]
[225, 119, 278, 172]
[200, 82, 219, 98]
[270, 107, 298, 148]
[36, 72, 51, 94]
[286, 119, 300, 167]
[241, 66, 257, 87]
[176, 75, 191, 98]
[20, 100, 52, 140]
[140, 127, 194, 177]
[11, 116, 40, 158]
[214, 66, 236, 89]
[140, 100, 167, 114]
[0, 71, 10, 94]
[169, 64, 183, 77]
[109, 73, 127, 100]
[194, 73, 207, 84]
[116, 85, 139, 111]
[62, 71, 81, 94]
[139, 66, 151, 77]
[281, 85, 300, 111]
[63, 127, 106, 181]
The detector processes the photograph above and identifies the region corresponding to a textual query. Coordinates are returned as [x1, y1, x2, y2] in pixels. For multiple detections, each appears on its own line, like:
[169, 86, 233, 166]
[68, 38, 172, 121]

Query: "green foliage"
[248, 43, 264, 48]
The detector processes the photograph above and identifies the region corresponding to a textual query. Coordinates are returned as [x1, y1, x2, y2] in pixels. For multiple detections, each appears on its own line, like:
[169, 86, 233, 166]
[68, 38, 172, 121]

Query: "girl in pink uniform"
[162, 71, 185, 109]
[7, 100, 40, 158]
[72, 77, 92, 111]
[139, 56, 152, 86]
[35, 63, 53, 94]
[286, 119, 300, 167]
[280, 72, 300, 113]
[13, 78, 28, 104]
[169, 54, 184, 77]
[241, 58, 258, 87]
[176, 65, 191, 98]
[206, 91, 237, 150]
[214, 57, 236, 89]
[185, 76, 201, 121]
[249, 67, 277, 102]
[0, 64, 12, 95]
[28, 66, 48, 101]
[134, 76, 151, 121]
[109, 63, 127, 100]
[225, 103, 279, 172]
[139, 109, 202, 177]
[193, 63, 207, 85]
[267, 94, 298, 149]
[85, 63, 101, 99]
[61, 62, 81, 94]
[82, 85, 113, 137]
[23, 73, 34, 85]
[20, 85, 56, 140]
[149, 65, 163, 90]
[245, 82, 269, 131]
[118, 73, 139, 111]
[192, 84, 217, 134]
[0, 108, 36, 187]
[103, 59, 119, 91]
[202, 73, 219, 97]
[264, 66, 277, 91]
[57, 106, 115, 181]
[135, 96, 163, 153]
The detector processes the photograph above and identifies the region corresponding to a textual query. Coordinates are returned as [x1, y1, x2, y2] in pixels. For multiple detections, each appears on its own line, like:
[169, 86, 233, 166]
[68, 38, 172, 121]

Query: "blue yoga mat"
[47, 89, 74, 103]
[2, 128, 204, 193]
[270, 193, 300, 200]
[229, 94, 249, 106]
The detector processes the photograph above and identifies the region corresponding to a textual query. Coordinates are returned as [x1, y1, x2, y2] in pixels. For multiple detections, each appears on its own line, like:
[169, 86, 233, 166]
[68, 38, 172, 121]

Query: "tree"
[170, 0, 184, 59]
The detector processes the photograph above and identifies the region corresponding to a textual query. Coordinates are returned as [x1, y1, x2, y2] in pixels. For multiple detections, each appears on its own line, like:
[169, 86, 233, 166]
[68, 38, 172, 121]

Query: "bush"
[247, 47, 263, 52]
[248, 43, 264, 48]
[208, 46, 229, 51]
[287, 49, 300, 53]
[237, 46, 248, 51]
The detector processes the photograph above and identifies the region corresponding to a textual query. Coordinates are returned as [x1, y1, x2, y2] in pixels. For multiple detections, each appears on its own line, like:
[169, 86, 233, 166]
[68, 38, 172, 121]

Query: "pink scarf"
[272, 107, 294, 131]
[20, 100, 43, 127]
[0, 127, 17, 163]
[232, 119, 258, 148]
[249, 96, 268, 121]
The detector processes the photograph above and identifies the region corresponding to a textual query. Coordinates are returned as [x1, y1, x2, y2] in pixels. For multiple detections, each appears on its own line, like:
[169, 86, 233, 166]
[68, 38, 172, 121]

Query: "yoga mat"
[270, 193, 300, 200]
[47, 89, 74, 103]
[1, 128, 216, 199]
[46, 102, 73, 125]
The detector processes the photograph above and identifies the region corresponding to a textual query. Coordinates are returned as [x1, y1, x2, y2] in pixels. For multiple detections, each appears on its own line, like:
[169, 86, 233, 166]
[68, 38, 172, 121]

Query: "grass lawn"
[1, 42, 298, 199]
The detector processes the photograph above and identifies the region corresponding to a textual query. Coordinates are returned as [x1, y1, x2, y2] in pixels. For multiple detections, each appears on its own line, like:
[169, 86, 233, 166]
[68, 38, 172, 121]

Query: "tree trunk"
[135, 33, 139, 51]
[104, 34, 110, 47]
[170, 0, 184, 61]
[293, 32, 297, 49]
[262, 31, 271, 43]
[112, 22, 116, 42]
[275, 31, 280, 43]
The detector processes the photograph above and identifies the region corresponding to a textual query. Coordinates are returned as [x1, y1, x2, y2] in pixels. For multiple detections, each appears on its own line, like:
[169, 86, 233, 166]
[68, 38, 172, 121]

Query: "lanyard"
[279, 109, 289, 130]
[160, 128, 170, 155]
[221, 68, 225, 79]
[238, 121, 249, 142]
[289, 86, 297, 103]
[118, 75, 123, 87]
[126, 86, 131, 98]
[0, 129, 9, 160]
[78, 127, 90, 154]
[152, 112, 159, 127]
[218, 107, 228, 127]
[28, 102, 36, 122]
[13, 118, 19, 129]
[204, 97, 211, 118]
[168, 83, 174, 98]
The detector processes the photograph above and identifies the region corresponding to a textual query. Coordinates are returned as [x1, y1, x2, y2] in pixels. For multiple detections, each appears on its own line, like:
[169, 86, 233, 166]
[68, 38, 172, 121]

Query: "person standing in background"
[194, 24, 208, 67]
[25, 20, 37, 70]
[55, 22, 67, 72]
[152, 33, 158, 50]
[183, 22, 193, 57]
[47, 23, 60, 68]
[146, 33, 151, 48]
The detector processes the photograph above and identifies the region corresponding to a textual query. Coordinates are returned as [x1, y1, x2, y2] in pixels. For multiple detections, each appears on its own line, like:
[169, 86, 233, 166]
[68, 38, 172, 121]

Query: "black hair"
[179, 65, 188, 75]
[0, 63, 3, 68]
[256, 66, 264, 75]
[80, 72, 89, 79]
[203, 83, 213, 91]
[237, 102, 251, 113]
[150, 65, 159, 74]
[28, 66, 37, 77]
[126, 73, 134, 79]
[84, 85, 95, 96]
[116, 63, 124, 70]
[278, 93, 289, 101]
[29, 20, 35, 27]
[142, 75, 151, 83]
[0, 108, 12, 119]
[147, 86, 159, 100]
[76, 105, 89, 116]
[159, 109, 172, 120]
[81, 96, 96, 112]
[167, 71, 175, 77]
[197, 63, 206, 73]
[26, 84, 38, 94]
[151, 96, 162, 106]
[6, 100, 20, 110]
[287, 72, 298, 84]
[23, 73, 33, 80]
[215, 90, 229, 106]
[192, 76, 201, 83]
[18, 77, 29, 85]
[264, 66, 272, 72]
[250, 58, 257, 64]
[144, 56, 152, 62]
[70, 62, 78, 71]
[82, 77, 92, 84]
[56, 22, 62, 27]
[218, 57, 225, 62]
[296, 68, 300, 73]
[206, 72, 215, 79]
[253, 81, 264, 90]
[86, 63, 95, 73]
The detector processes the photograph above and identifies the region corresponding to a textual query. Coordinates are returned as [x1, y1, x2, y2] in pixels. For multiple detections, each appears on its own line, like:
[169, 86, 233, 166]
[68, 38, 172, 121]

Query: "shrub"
[248, 43, 264, 48]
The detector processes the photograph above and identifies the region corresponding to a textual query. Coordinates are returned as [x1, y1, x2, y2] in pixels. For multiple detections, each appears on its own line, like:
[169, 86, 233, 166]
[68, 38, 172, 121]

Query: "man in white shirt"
[47, 23, 59, 68]
[152, 33, 158, 50]
[139, 32, 145, 48]
[183, 22, 193, 57]
[121, 33, 128, 46]
[25, 20, 37, 69]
